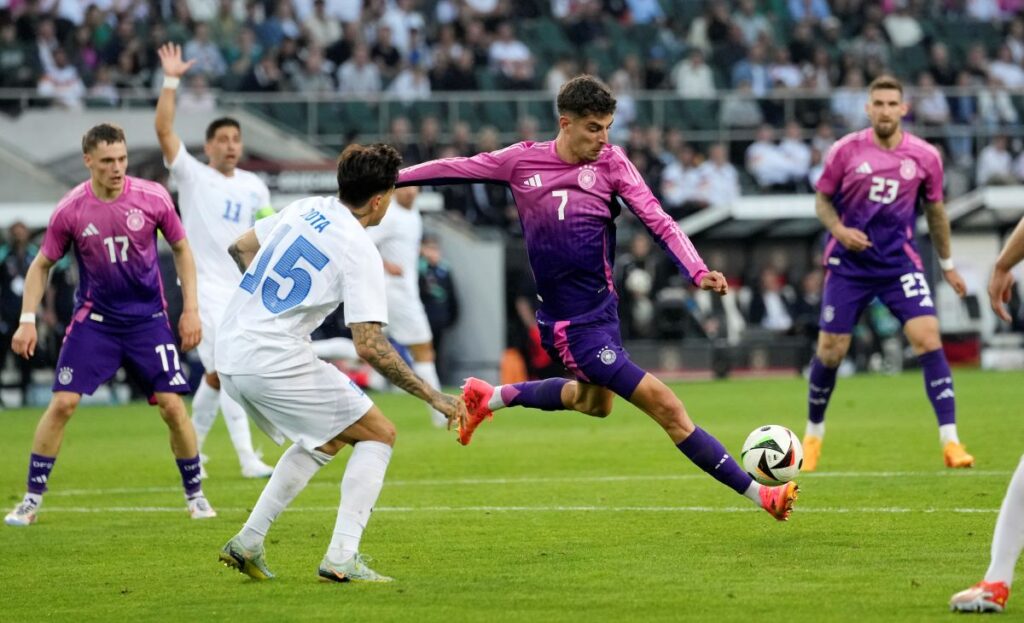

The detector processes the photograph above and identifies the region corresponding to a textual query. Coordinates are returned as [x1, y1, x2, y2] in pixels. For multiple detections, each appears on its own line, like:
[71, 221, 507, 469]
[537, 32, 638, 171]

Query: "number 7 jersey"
[215, 196, 388, 375]
[816, 128, 944, 278]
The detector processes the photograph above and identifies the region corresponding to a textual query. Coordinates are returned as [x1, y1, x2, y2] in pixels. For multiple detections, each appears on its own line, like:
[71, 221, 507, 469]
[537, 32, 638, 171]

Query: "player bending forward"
[5, 123, 215, 526]
[399, 75, 797, 521]
[215, 144, 465, 582]
[949, 214, 1024, 613]
[801, 75, 973, 471]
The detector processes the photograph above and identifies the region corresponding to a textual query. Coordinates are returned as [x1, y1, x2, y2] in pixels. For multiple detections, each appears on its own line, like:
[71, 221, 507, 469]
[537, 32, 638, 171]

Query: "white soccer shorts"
[386, 294, 433, 346]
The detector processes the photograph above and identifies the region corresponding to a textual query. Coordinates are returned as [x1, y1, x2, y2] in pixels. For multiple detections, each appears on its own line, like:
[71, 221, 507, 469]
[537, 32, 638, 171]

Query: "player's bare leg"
[802, 331, 851, 472]
[903, 316, 973, 467]
[409, 342, 447, 428]
[155, 392, 215, 518]
[4, 392, 80, 526]
[629, 374, 798, 521]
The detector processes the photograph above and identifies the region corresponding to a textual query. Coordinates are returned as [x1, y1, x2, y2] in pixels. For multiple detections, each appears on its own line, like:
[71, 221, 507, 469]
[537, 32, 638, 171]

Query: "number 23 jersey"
[816, 128, 944, 278]
[215, 196, 388, 375]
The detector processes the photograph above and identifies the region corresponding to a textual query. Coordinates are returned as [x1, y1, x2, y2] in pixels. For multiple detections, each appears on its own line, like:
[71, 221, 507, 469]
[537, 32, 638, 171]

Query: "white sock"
[327, 440, 393, 563]
[220, 392, 258, 467]
[984, 455, 1024, 586]
[939, 423, 960, 445]
[239, 444, 331, 551]
[24, 492, 42, 507]
[412, 360, 446, 424]
[805, 421, 825, 439]
[312, 337, 360, 361]
[487, 385, 508, 411]
[191, 379, 220, 448]
[743, 481, 762, 504]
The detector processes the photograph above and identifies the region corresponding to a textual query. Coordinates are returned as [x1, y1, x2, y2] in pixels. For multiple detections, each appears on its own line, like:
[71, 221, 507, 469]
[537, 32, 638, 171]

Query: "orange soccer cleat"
[759, 481, 799, 521]
[801, 435, 822, 472]
[949, 581, 1009, 613]
[459, 377, 496, 446]
[944, 441, 975, 469]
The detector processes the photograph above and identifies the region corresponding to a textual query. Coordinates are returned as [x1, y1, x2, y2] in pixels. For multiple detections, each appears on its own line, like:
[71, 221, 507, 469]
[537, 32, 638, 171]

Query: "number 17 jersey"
[215, 196, 388, 375]
[816, 128, 944, 278]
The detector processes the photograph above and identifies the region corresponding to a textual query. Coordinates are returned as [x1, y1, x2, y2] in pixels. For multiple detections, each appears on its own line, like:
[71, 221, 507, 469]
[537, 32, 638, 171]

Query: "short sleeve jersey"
[215, 196, 388, 375]
[815, 129, 944, 277]
[41, 177, 186, 324]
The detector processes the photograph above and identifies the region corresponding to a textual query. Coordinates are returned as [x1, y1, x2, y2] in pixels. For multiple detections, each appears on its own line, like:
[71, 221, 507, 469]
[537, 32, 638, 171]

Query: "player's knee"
[816, 346, 845, 368]
[49, 394, 80, 420]
[377, 421, 397, 446]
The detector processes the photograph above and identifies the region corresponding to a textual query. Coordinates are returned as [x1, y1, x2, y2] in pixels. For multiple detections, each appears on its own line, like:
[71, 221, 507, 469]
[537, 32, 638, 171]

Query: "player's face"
[83, 140, 128, 195]
[562, 113, 613, 162]
[865, 88, 907, 139]
[367, 187, 396, 226]
[205, 126, 243, 173]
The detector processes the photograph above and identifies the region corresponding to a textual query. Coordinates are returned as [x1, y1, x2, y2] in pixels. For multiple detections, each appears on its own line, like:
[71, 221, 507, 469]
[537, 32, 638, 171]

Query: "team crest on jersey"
[899, 159, 917, 180]
[125, 209, 145, 232]
[58, 367, 73, 385]
[578, 165, 597, 190]
[599, 347, 617, 365]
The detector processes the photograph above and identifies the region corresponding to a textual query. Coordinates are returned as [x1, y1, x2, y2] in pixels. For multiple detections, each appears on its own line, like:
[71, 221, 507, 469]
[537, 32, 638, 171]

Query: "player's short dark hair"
[205, 117, 241, 141]
[868, 75, 903, 96]
[81, 123, 126, 153]
[556, 75, 617, 118]
[336, 143, 402, 207]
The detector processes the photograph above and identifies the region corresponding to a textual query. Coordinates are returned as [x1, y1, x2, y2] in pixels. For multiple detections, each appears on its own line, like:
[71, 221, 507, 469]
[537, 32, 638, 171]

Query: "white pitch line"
[36, 505, 1000, 514]
[45, 469, 1013, 498]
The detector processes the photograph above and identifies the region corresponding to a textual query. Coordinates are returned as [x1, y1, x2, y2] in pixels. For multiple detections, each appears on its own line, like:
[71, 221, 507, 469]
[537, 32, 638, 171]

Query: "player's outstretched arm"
[699, 271, 728, 295]
[816, 191, 871, 252]
[11, 253, 55, 359]
[154, 43, 194, 164]
[989, 215, 1024, 322]
[923, 200, 967, 298]
[169, 239, 201, 352]
[350, 321, 467, 429]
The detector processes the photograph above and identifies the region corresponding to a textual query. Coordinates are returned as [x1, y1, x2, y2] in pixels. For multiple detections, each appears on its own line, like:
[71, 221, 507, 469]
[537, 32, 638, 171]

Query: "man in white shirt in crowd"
[746, 124, 793, 190]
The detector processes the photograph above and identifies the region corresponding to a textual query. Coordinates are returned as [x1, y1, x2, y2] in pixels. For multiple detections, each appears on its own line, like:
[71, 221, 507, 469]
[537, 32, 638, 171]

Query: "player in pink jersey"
[802, 75, 973, 471]
[3, 124, 216, 527]
[399, 75, 798, 521]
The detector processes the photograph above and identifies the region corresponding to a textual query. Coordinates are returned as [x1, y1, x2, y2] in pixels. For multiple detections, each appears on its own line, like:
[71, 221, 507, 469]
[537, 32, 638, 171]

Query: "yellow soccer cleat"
[944, 441, 975, 468]
[801, 435, 822, 472]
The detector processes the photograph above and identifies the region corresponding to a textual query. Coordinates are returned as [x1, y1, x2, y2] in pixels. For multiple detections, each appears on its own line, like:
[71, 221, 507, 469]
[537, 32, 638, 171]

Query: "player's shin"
[918, 348, 958, 442]
[985, 455, 1024, 586]
[492, 378, 569, 411]
[239, 444, 331, 550]
[676, 426, 757, 498]
[807, 356, 837, 436]
[326, 440, 392, 564]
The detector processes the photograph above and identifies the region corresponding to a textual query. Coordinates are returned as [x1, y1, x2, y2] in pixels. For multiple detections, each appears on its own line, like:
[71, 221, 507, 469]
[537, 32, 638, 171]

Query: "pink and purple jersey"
[398, 141, 708, 320]
[816, 129, 943, 278]
[41, 176, 186, 324]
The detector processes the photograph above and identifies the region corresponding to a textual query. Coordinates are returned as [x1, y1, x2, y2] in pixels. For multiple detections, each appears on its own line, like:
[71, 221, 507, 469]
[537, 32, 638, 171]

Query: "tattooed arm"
[350, 321, 466, 425]
[228, 229, 261, 273]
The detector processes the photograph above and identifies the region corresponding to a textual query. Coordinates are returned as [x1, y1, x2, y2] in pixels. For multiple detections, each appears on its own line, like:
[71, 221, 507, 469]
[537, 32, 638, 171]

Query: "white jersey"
[215, 196, 388, 375]
[166, 146, 272, 318]
[366, 202, 422, 300]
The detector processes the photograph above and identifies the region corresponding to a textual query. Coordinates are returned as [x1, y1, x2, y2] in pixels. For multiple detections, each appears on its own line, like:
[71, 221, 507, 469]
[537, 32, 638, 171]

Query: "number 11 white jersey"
[215, 196, 388, 376]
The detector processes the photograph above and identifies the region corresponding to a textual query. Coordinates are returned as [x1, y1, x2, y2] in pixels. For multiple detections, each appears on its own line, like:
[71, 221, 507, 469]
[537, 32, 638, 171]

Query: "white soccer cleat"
[4, 499, 40, 527]
[187, 495, 217, 519]
[241, 460, 274, 479]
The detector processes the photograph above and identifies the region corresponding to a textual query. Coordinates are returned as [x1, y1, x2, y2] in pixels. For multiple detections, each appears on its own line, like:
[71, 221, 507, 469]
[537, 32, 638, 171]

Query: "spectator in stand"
[660, 144, 705, 217]
[210, 0, 242, 52]
[37, 47, 85, 109]
[184, 21, 226, 79]
[927, 42, 957, 87]
[964, 43, 990, 82]
[34, 18, 58, 75]
[388, 115, 422, 164]
[87, 64, 119, 106]
[418, 234, 459, 381]
[617, 232, 664, 339]
[779, 121, 812, 191]
[671, 47, 716, 98]
[848, 23, 890, 67]
[808, 147, 824, 188]
[747, 266, 796, 333]
[746, 124, 794, 191]
[719, 79, 764, 128]
[990, 44, 1024, 88]
[544, 54, 575, 95]
[1006, 17, 1024, 63]
[882, 1, 923, 48]
[0, 222, 39, 407]
[429, 23, 462, 69]
[489, 21, 533, 89]
[788, 0, 831, 24]
[913, 71, 952, 127]
[830, 69, 869, 130]
[179, 73, 217, 111]
[731, 41, 770, 97]
[812, 121, 836, 155]
[695, 143, 741, 208]
[432, 48, 477, 91]
[419, 116, 442, 161]
[976, 135, 1014, 186]
[0, 23, 37, 88]
[733, 0, 771, 46]
[303, 0, 342, 48]
[388, 62, 431, 101]
[381, 0, 426, 57]
[291, 45, 335, 93]
[336, 42, 381, 94]
[966, 0, 1005, 21]
[324, 0, 363, 23]
[978, 75, 1019, 129]
[769, 47, 803, 90]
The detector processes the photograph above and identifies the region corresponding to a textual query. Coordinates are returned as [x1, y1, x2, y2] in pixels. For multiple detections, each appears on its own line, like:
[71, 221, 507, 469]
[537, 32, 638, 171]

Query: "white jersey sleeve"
[342, 235, 389, 327]
[254, 207, 286, 244]
[165, 145, 204, 193]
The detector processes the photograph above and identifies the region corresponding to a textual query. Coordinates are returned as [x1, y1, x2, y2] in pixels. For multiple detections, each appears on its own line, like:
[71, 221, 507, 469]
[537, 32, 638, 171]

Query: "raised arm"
[350, 321, 466, 428]
[169, 238, 201, 351]
[923, 199, 967, 297]
[155, 43, 195, 164]
[11, 252, 56, 359]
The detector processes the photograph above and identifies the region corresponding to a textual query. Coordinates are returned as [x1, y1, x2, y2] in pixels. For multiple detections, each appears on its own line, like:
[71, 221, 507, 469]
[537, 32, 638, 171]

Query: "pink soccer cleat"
[759, 481, 799, 521]
[459, 377, 495, 446]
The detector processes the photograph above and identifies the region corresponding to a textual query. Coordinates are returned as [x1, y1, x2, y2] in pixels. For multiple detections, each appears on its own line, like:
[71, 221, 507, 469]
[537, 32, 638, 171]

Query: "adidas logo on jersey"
[523, 174, 543, 187]
[855, 162, 873, 175]
[81, 223, 99, 238]
[169, 372, 187, 386]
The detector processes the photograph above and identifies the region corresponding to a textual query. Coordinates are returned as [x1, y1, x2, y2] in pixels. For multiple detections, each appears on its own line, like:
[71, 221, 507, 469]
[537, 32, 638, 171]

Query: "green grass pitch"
[1, 369, 1022, 622]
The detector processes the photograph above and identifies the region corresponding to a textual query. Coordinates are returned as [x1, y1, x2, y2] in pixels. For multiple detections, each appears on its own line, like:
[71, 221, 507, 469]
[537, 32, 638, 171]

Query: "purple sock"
[175, 456, 203, 498]
[676, 427, 754, 495]
[808, 356, 838, 424]
[27, 453, 56, 495]
[500, 378, 568, 411]
[919, 348, 956, 426]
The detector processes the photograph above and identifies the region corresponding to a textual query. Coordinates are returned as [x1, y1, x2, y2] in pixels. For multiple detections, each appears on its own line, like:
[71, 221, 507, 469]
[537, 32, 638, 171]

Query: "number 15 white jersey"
[215, 196, 389, 376]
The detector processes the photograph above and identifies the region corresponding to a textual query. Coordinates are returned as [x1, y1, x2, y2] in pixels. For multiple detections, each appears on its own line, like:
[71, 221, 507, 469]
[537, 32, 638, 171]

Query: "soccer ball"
[740, 425, 803, 486]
